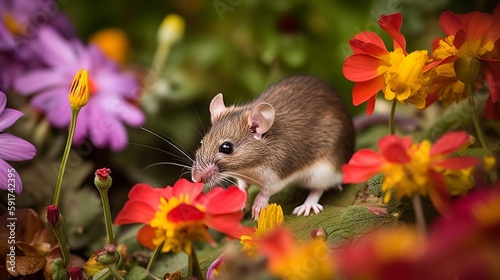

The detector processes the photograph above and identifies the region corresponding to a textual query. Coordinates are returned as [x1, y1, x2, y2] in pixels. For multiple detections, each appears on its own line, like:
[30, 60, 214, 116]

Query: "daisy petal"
[167, 204, 205, 222]
[483, 60, 500, 103]
[14, 70, 68, 94]
[464, 11, 492, 40]
[0, 159, 23, 193]
[349, 39, 388, 57]
[137, 225, 157, 250]
[0, 108, 23, 132]
[379, 136, 411, 163]
[428, 170, 452, 217]
[343, 54, 385, 82]
[430, 131, 469, 156]
[0, 134, 36, 161]
[352, 31, 387, 51]
[366, 96, 376, 116]
[114, 200, 157, 225]
[0, 91, 5, 113]
[206, 212, 245, 238]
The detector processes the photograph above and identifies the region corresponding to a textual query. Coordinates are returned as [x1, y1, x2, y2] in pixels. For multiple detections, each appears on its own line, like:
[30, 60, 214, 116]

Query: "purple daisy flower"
[15, 27, 145, 151]
[0, 0, 76, 90]
[0, 91, 36, 193]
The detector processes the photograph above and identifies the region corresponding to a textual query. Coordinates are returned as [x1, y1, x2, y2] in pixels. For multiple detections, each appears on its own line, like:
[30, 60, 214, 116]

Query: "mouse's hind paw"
[292, 203, 324, 216]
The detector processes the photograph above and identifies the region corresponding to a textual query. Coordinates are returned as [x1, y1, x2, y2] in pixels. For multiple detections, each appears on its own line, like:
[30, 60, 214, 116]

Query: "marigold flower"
[342, 13, 431, 115]
[114, 178, 247, 254]
[68, 68, 90, 110]
[342, 131, 479, 215]
[427, 6, 500, 114]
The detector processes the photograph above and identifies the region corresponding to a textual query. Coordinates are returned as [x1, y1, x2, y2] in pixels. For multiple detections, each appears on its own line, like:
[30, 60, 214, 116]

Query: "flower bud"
[158, 14, 185, 46]
[68, 266, 85, 280]
[98, 244, 120, 265]
[51, 258, 70, 280]
[311, 228, 327, 240]
[69, 68, 90, 110]
[46, 204, 60, 226]
[454, 55, 482, 84]
[94, 168, 112, 190]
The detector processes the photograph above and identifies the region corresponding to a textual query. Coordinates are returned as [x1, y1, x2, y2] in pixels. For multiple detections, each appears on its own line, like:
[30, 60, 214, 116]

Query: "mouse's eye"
[219, 142, 234, 154]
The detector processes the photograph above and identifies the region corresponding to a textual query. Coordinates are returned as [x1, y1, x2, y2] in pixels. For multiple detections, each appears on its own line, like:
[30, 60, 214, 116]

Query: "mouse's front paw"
[292, 203, 324, 216]
[251, 196, 269, 221]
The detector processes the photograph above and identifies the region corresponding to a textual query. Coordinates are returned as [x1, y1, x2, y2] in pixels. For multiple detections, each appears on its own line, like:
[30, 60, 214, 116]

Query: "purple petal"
[0, 159, 23, 194]
[109, 120, 127, 151]
[0, 134, 36, 161]
[0, 108, 23, 132]
[37, 27, 79, 68]
[0, 91, 6, 113]
[14, 69, 69, 94]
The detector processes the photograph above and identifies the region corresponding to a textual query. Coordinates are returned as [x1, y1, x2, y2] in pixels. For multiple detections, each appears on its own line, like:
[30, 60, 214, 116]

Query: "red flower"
[342, 13, 431, 115]
[114, 178, 247, 254]
[342, 131, 478, 215]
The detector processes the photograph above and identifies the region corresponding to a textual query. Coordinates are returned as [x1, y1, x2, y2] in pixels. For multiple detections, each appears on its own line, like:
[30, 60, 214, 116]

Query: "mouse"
[192, 75, 355, 220]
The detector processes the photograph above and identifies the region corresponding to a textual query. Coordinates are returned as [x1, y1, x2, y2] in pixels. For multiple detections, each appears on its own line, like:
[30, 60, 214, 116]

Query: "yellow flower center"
[459, 38, 494, 58]
[433, 36, 458, 60]
[472, 192, 500, 227]
[150, 194, 210, 254]
[380, 141, 432, 203]
[2, 13, 25, 36]
[380, 49, 430, 108]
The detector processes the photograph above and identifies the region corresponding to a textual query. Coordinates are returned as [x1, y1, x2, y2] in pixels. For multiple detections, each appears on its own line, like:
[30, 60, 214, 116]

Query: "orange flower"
[427, 6, 500, 116]
[114, 178, 247, 254]
[342, 13, 431, 115]
[342, 131, 479, 215]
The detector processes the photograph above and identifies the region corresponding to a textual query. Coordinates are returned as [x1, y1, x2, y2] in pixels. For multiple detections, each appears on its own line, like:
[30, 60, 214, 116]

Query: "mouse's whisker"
[223, 172, 262, 187]
[129, 143, 192, 165]
[141, 127, 194, 163]
[140, 162, 192, 173]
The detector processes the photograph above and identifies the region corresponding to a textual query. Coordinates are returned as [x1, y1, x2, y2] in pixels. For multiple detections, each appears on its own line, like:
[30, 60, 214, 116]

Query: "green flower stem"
[53, 108, 79, 206]
[146, 243, 164, 273]
[106, 264, 124, 280]
[390, 99, 397, 135]
[466, 83, 488, 149]
[412, 194, 427, 236]
[151, 45, 171, 74]
[92, 267, 111, 280]
[47, 216, 71, 267]
[188, 249, 204, 280]
[97, 187, 115, 245]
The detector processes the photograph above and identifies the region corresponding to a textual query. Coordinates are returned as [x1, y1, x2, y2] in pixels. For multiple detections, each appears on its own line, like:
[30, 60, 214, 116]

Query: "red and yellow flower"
[427, 6, 500, 118]
[342, 13, 431, 115]
[342, 131, 479, 215]
[114, 178, 247, 254]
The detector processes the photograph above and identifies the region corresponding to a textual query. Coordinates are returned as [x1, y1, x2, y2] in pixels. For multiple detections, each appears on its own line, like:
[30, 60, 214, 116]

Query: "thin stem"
[466, 83, 488, 149]
[412, 194, 427, 236]
[188, 249, 204, 280]
[47, 216, 71, 267]
[151, 45, 171, 74]
[390, 99, 397, 135]
[107, 264, 125, 280]
[146, 243, 163, 273]
[53, 108, 79, 205]
[97, 188, 115, 245]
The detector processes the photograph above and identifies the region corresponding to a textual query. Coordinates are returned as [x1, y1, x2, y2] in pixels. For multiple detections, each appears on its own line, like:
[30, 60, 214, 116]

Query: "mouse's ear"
[248, 103, 275, 140]
[209, 93, 226, 123]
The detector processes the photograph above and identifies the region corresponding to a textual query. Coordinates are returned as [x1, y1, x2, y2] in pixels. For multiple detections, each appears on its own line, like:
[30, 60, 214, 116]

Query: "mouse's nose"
[191, 163, 217, 183]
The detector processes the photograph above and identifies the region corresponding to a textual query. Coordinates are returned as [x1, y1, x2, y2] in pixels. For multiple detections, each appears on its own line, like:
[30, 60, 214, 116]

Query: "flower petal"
[428, 170, 452, 217]
[463, 11, 492, 40]
[366, 96, 376, 116]
[343, 54, 386, 82]
[0, 159, 23, 193]
[0, 91, 5, 114]
[342, 149, 385, 183]
[352, 31, 387, 53]
[378, 13, 406, 51]
[430, 131, 469, 156]
[484, 97, 500, 121]
[352, 76, 385, 107]
[483, 60, 500, 103]
[137, 225, 157, 250]
[433, 157, 479, 170]
[439, 11, 464, 36]
[14, 70, 68, 94]
[0, 108, 23, 132]
[206, 212, 246, 238]
[36, 27, 79, 68]
[203, 186, 246, 215]
[114, 200, 157, 225]
[172, 178, 204, 201]
[0, 134, 36, 161]
[378, 135, 412, 163]
[167, 204, 205, 222]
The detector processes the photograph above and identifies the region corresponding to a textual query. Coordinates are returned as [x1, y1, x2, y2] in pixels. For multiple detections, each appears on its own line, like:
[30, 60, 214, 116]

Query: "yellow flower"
[240, 203, 284, 255]
[68, 69, 90, 110]
[443, 168, 474, 196]
[381, 49, 430, 108]
[158, 14, 185, 46]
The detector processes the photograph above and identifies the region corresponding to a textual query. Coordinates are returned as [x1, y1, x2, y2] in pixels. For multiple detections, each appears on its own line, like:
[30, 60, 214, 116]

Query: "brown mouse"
[192, 75, 355, 219]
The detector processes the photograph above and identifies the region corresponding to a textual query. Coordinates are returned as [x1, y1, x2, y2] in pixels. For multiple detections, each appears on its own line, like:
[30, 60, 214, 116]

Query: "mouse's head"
[192, 93, 275, 187]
